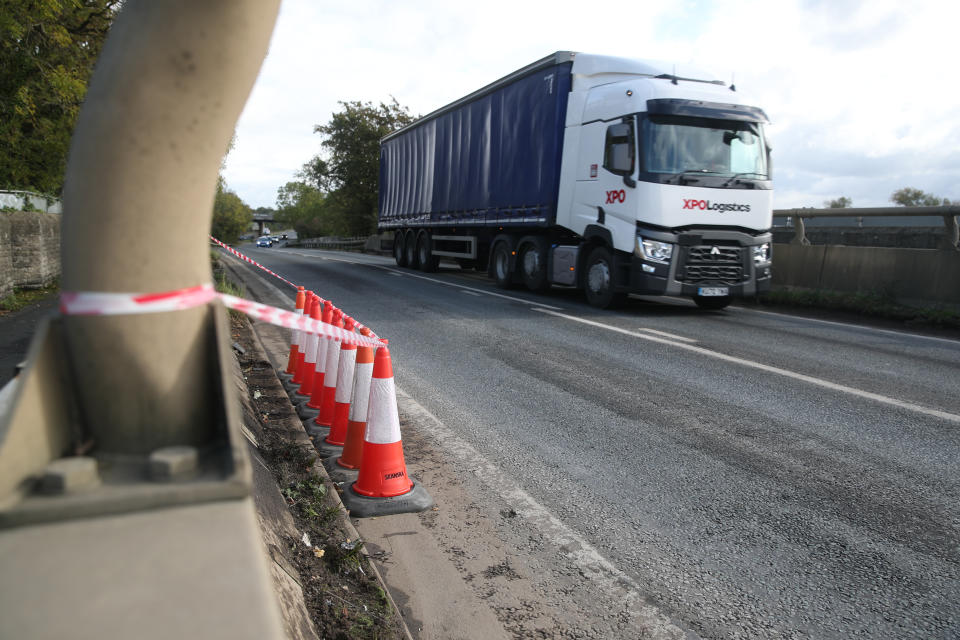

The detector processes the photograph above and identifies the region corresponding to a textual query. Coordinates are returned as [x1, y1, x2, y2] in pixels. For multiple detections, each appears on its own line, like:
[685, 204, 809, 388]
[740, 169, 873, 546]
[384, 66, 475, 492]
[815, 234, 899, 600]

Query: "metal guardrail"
[297, 236, 367, 250]
[773, 206, 960, 250]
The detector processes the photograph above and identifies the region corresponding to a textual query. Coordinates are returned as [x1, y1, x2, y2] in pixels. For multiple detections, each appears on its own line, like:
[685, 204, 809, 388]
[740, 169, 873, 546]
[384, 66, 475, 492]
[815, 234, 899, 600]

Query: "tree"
[890, 187, 957, 207]
[825, 196, 852, 208]
[211, 182, 252, 244]
[275, 180, 330, 238]
[0, 0, 120, 195]
[303, 98, 416, 235]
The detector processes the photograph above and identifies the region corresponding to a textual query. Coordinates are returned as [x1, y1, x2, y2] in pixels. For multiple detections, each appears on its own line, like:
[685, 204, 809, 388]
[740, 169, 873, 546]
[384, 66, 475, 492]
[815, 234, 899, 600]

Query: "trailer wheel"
[393, 231, 407, 267]
[416, 231, 438, 272]
[404, 229, 419, 269]
[518, 237, 549, 292]
[491, 241, 513, 289]
[693, 295, 731, 310]
[584, 246, 626, 309]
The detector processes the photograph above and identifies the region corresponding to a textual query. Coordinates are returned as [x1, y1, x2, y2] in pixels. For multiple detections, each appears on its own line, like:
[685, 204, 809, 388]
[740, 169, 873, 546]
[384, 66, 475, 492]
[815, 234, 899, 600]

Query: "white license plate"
[698, 287, 729, 297]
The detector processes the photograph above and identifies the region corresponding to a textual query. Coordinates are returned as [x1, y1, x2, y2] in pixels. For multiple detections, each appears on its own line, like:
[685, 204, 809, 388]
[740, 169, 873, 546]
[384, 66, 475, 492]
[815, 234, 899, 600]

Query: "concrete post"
[60, 0, 280, 454]
[790, 215, 809, 246]
[942, 214, 959, 251]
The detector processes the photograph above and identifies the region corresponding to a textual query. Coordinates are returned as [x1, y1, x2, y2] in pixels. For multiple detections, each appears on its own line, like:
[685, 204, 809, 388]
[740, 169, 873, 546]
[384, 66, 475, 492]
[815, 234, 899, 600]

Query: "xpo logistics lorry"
[378, 51, 773, 309]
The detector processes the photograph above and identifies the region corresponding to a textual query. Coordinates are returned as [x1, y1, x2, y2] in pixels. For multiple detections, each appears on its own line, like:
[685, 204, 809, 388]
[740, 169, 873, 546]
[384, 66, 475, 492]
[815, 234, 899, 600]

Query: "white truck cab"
[554, 54, 772, 308]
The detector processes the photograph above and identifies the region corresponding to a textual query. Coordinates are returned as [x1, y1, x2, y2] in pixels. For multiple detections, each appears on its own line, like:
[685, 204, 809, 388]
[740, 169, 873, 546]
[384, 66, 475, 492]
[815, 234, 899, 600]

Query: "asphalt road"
[232, 244, 960, 639]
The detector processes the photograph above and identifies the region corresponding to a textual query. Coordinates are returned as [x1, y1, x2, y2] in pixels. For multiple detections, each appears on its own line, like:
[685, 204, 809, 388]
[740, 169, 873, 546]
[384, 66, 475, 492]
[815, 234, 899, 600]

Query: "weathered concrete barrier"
[0, 211, 61, 293]
[0, 215, 11, 300]
[773, 243, 960, 309]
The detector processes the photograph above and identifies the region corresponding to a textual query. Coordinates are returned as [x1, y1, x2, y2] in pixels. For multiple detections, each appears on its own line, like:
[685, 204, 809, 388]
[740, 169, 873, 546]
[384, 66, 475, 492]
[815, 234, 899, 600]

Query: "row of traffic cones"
[277, 287, 432, 518]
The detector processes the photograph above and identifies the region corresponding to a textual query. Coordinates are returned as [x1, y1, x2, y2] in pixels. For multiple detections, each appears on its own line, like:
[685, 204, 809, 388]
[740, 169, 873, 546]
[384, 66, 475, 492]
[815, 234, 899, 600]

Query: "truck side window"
[603, 121, 635, 176]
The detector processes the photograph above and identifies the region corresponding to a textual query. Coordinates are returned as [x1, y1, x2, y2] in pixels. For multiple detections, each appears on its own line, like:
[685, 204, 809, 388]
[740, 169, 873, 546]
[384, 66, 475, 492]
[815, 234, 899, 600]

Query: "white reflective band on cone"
[314, 337, 328, 374]
[323, 338, 340, 388]
[335, 350, 357, 403]
[292, 307, 303, 346]
[365, 377, 401, 444]
[303, 330, 319, 364]
[349, 362, 374, 421]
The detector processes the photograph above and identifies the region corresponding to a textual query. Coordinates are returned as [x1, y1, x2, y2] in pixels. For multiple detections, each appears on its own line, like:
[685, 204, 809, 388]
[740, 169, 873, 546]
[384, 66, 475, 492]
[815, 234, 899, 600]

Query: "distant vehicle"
[256, 236, 273, 247]
[379, 51, 773, 309]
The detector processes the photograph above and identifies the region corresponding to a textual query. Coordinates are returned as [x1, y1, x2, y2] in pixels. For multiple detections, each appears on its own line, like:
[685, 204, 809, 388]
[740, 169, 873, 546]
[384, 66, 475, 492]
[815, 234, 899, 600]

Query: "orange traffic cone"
[341, 346, 433, 518]
[286, 287, 306, 371]
[322, 329, 374, 482]
[336, 329, 375, 470]
[279, 286, 305, 383]
[315, 317, 358, 457]
[313, 309, 343, 428]
[298, 301, 334, 422]
[293, 295, 322, 398]
[290, 294, 316, 388]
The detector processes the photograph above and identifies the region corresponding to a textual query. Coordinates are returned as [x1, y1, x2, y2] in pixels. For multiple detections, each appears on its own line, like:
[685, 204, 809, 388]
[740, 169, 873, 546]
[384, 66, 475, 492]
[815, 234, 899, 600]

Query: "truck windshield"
[641, 115, 768, 178]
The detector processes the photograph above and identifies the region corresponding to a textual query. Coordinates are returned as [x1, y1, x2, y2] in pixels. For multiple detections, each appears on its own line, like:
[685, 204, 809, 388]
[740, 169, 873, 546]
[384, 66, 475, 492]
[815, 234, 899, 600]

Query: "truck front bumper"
[625, 228, 773, 298]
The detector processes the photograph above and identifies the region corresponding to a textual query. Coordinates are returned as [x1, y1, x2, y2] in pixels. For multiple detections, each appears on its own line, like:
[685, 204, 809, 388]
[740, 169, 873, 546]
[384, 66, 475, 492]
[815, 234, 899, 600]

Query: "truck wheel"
[693, 295, 731, 310]
[584, 246, 626, 308]
[416, 231, 438, 272]
[491, 241, 513, 289]
[404, 229, 419, 269]
[518, 238, 549, 292]
[394, 232, 407, 266]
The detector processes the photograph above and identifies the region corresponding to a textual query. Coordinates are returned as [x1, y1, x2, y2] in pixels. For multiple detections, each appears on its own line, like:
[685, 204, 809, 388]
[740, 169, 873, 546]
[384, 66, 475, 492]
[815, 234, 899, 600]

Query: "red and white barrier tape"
[209, 235, 298, 289]
[209, 235, 380, 341]
[59, 285, 384, 349]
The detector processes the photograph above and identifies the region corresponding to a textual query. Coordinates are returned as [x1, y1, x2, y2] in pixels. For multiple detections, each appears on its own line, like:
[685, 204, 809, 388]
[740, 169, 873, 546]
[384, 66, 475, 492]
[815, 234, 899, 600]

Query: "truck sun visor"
[646, 99, 769, 123]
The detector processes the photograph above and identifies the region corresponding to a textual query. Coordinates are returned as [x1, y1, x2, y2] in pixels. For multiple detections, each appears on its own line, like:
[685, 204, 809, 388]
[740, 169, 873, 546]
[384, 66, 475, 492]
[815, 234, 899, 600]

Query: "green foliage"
[275, 180, 331, 238]
[0, 0, 120, 195]
[303, 98, 416, 236]
[824, 196, 852, 208]
[890, 187, 958, 207]
[0, 278, 59, 314]
[211, 181, 253, 243]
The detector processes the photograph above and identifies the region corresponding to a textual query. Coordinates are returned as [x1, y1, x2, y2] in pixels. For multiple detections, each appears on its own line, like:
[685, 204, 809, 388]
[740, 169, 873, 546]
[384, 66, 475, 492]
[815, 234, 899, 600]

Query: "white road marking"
[533, 307, 960, 424]
[637, 328, 697, 343]
[460, 290, 481, 297]
[730, 306, 960, 346]
[395, 388, 688, 639]
[378, 267, 564, 310]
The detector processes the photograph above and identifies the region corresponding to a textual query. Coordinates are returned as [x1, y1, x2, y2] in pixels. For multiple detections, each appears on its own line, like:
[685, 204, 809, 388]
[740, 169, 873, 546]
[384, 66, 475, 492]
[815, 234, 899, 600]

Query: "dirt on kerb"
[231, 312, 406, 640]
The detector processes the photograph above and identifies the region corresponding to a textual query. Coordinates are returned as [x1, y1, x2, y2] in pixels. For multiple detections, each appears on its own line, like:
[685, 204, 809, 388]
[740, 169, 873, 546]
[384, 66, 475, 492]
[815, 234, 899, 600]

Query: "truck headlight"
[637, 237, 673, 264]
[752, 243, 771, 264]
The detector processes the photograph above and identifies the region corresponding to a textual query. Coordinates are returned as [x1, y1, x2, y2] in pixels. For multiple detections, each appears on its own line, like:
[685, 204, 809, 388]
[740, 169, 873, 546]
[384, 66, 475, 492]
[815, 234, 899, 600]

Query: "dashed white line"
[533, 307, 960, 424]
[637, 328, 697, 343]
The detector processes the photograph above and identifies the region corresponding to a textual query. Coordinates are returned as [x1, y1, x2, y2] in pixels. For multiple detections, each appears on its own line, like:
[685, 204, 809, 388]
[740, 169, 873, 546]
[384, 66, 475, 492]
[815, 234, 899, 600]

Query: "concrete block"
[149, 446, 199, 482]
[39, 457, 100, 494]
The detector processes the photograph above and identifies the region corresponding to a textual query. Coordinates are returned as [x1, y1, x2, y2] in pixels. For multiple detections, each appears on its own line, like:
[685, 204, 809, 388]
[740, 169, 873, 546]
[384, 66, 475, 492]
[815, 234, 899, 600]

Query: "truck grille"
[679, 246, 744, 284]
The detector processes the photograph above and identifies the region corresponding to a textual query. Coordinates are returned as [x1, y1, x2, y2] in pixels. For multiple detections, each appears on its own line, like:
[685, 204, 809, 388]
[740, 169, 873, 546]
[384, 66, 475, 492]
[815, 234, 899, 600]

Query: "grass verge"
[0, 278, 60, 315]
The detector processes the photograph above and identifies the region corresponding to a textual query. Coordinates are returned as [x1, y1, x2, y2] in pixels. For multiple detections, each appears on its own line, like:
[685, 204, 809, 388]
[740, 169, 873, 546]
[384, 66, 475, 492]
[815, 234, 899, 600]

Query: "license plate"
[698, 287, 729, 297]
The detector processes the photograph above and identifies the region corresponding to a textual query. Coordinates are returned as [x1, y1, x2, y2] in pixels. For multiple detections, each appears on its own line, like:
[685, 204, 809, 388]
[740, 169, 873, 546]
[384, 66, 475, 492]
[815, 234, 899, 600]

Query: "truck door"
[596, 118, 637, 249]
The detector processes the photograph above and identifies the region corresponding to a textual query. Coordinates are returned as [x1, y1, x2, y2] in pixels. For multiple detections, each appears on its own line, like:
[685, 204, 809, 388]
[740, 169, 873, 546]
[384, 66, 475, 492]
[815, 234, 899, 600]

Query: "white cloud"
[223, 0, 960, 210]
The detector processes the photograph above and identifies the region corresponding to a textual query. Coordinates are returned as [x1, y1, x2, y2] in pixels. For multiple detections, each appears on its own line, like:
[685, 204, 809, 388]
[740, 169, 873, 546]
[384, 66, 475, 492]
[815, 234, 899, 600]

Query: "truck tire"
[491, 241, 513, 289]
[404, 229, 419, 269]
[394, 231, 407, 266]
[584, 246, 626, 308]
[518, 237, 549, 292]
[416, 231, 439, 272]
[693, 295, 731, 310]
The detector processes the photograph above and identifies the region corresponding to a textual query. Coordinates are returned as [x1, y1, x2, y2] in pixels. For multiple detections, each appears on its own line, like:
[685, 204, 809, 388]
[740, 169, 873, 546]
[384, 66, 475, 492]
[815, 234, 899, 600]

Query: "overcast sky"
[222, 0, 960, 211]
